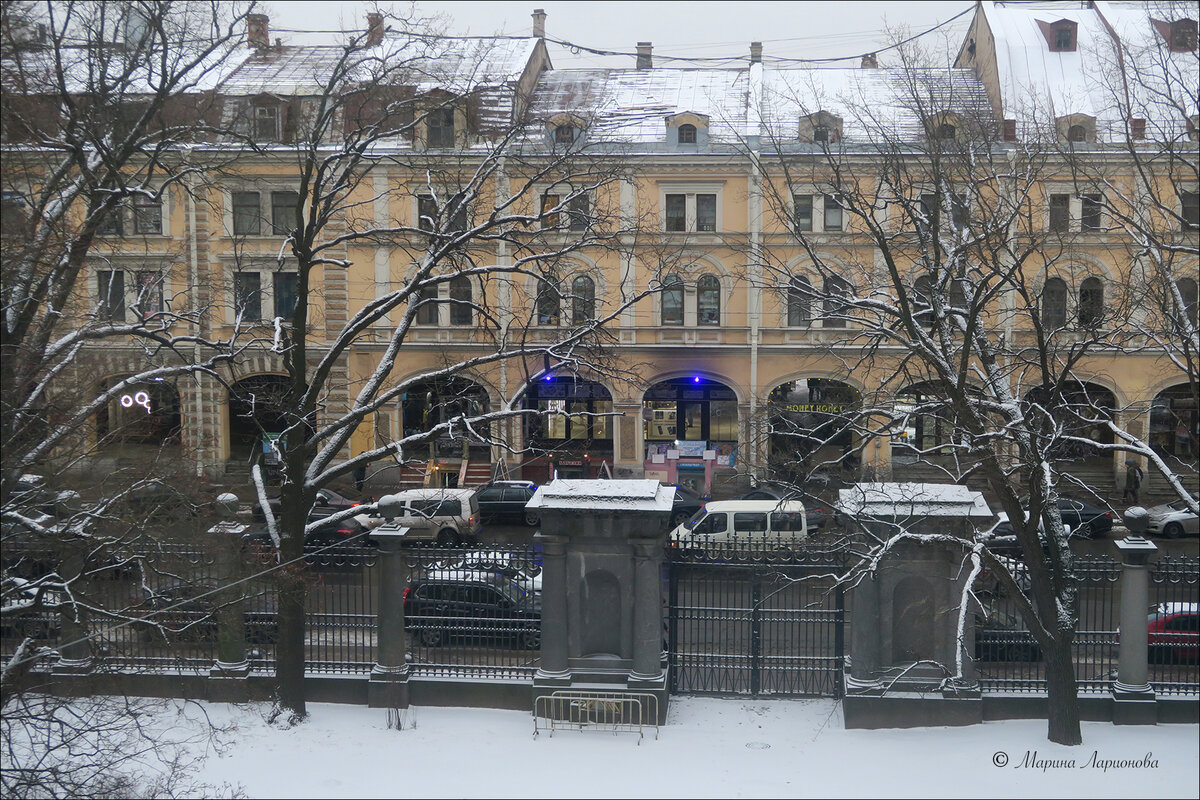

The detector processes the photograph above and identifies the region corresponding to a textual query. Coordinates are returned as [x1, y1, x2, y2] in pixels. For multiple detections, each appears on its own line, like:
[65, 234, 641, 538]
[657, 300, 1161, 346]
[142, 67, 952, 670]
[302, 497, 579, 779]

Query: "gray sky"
[260, 1, 975, 67]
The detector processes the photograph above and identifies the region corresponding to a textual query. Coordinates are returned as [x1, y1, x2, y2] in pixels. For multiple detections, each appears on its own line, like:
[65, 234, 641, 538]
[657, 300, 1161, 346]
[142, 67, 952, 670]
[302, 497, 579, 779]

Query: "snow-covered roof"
[836, 483, 993, 518]
[527, 67, 750, 144]
[526, 479, 676, 512]
[1, 44, 252, 95]
[977, 1, 1198, 141]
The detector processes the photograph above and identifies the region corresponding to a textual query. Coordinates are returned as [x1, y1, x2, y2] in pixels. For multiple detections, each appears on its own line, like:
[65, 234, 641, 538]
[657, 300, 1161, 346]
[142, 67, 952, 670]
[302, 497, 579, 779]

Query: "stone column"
[368, 519, 411, 709]
[207, 494, 251, 700]
[629, 538, 664, 683]
[534, 533, 570, 682]
[1112, 507, 1157, 724]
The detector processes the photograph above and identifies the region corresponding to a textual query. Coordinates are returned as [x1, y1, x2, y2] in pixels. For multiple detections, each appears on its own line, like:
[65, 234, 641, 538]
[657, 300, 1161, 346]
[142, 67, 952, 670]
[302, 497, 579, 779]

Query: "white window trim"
[410, 278, 476, 328]
[658, 181, 725, 234]
[654, 268, 729, 328]
[534, 183, 594, 232]
[95, 189, 169, 238]
[1044, 187, 1105, 233]
[787, 190, 844, 234]
[223, 260, 297, 325]
[223, 185, 301, 239]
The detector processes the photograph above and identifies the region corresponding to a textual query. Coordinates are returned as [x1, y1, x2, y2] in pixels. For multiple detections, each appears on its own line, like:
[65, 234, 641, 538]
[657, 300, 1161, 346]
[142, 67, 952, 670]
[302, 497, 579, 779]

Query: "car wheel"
[524, 511, 540, 527]
[1163, 522, 1183, 540]
[436, 529, 460, 547]
[519, 628, 541, 650]
[419, 628, 444, 647]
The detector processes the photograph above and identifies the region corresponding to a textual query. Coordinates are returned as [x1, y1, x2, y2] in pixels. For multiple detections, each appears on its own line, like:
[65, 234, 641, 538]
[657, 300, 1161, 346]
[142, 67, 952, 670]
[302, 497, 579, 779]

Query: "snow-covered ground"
[78, 695, 1200, 798]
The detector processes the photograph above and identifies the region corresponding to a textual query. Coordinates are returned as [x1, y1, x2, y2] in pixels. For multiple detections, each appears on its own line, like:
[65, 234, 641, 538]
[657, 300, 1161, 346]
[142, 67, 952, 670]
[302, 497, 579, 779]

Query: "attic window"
[1053, 26, 1074, 51]
[1067, 124, 1087, 142]
[1171, 20, 1197, 51]
[678, 124, 697, 144]
[935, 123, 957, 141]
[813, 124, 830, 143]
[254, 105, 280, 142]
[555, 124, 577, 144]
[1038, 19, 1078, 52]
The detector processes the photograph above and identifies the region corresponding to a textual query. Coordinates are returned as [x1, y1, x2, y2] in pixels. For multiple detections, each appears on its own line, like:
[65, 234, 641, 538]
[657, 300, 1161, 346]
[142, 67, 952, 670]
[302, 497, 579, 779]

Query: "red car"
[1148, 603, 1199, 664]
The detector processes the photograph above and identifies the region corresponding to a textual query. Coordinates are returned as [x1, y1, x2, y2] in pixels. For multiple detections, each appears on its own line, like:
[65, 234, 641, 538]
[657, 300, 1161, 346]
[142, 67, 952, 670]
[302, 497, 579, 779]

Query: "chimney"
[750, 41, 763, 64]
[1003, 119, 1017, 142]
[636, 41, 653, 69]
[367, 13, 384, 47]
[247, 13, 269, 50]
[860, 52, 878, 68]
[532, 9, 546, 38]
[1130, 118, 1146, 139]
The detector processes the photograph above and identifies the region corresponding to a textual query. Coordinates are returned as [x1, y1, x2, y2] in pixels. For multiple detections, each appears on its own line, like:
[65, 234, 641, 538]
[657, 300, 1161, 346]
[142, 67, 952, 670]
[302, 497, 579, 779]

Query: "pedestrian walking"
[1122, 459, 1143, 504]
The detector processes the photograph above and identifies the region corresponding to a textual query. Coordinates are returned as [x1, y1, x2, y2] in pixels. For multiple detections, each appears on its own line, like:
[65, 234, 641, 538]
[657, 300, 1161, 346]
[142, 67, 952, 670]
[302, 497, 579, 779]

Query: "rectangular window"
[1049, 193, 1070, 232]
[97, 270, 125, 320]
[540, 193, 560, 228]
[665, 194, 686, 232]
[232, 191, 260, 236]
[234, 272, 262, 322]
[413, 286, 438, 325]
[132, 194, 162, 235]
[271, 191, 298, 235]
[793, 194, 813, 232]
[417, 195, 437, 232]
[733, 512, 767, 532]
[98, 207, 124, 236]
[823, 194, 843, 231]
[254, 105, 279, 141]
[568, 194, 589, 231]
[134, 271, 163, 318]
[1054, 27, 1073, 50]
[1081, 194, 1103, 231]
[273, 272, 299, 319]
[427, 106, 454, 148]
[1182, 191, 1199, 229]
[696, 193, 716, 232]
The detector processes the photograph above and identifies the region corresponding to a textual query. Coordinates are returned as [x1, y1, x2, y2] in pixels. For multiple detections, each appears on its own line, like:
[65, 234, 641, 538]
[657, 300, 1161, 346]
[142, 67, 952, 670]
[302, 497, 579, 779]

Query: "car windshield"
[1167, 500, 1192, 511]
[683, 510, 706, 530]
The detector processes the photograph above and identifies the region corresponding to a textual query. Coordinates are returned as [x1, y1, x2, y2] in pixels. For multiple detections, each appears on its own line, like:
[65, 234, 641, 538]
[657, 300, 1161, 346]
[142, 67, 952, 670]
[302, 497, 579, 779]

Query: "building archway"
[96, 377, 182, 458]
[1150, 382, 1199, 477]
[641, 376, 739, 497]
[517, 375, 614, 482]
[1022, 380, 1118, 491]
[399, 376, 491, 485]
[766, 378, 862, 484]
[228, 374, 293, 466]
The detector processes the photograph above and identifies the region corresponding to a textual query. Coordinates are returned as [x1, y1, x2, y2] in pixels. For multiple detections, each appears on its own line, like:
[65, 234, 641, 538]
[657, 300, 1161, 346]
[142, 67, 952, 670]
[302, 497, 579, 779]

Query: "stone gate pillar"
[527, 479, 673, 720]
[1112, 507, 1157, 725]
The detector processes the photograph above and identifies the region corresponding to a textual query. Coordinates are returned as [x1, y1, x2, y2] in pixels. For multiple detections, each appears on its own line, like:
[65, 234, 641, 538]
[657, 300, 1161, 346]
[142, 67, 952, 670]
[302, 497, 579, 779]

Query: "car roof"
[702, 500, 806, 512]
[395, 488, 476, 500]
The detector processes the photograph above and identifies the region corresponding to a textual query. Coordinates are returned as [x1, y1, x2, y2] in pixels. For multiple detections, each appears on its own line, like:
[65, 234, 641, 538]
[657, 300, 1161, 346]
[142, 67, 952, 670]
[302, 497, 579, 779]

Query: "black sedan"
[476, 482, 539, 526]
[251, 487, 362, 523]
[1020, 496, 1113, 538]
[242, 514, 375, 557]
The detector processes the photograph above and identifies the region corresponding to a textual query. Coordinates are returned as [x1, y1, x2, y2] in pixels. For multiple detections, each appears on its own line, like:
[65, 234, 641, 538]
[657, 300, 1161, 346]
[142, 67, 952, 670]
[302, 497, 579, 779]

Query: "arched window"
[787, 276, 811, 326]
[555, 124, 576, 144]
[697, 274, 720, 325]
[661, 273, 684, 325]
[536, 273, 560, 326]
[936, 123, 957, 141]
[570, 274, 595, 325]
[678, 123, 697, 144]
[1176, 277, 1198, 329]
[1067, 124, 1087, 142]
[822, 274, 851, 328]
[1078, 276, 1104, 327]
[449, 275, 472, 325]
[1041, 276, 1068, 329]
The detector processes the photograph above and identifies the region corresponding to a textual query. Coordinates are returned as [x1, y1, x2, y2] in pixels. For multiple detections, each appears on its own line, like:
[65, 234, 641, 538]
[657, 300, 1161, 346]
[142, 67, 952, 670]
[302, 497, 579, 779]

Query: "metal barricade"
[533, 690, 659, 743]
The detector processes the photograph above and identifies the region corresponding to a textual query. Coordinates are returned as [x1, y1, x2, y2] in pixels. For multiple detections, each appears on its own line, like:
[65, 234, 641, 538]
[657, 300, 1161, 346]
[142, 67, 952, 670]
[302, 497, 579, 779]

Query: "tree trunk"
[273, 489, 309, 718]
[1044, 630, 1082, 745]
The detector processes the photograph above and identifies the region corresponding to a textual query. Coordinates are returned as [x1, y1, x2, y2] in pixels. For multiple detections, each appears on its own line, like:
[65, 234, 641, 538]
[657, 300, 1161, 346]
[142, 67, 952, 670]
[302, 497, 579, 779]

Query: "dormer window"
[1037, 18, 1078, 52]
[799, 111, 843, 144]
[1153, 18, 1198, 52]
[813, 124, 829, 143]
[427, 106, 455, 148]
[678, 124, 697, 144]
[555, 124, 577, 144]
[254, 105, 280, 142]
[1056, 114, 1096, 144]
[1067, 124, 1087, 142]
[936, 123, 957, 140]
[665, 112, 709, 148]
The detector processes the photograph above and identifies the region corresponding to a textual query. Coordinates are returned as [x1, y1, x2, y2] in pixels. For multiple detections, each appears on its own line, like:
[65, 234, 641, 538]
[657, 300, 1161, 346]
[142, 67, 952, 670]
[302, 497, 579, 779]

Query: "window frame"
[272, 271, 300, 320]
[132, 193, 164, 235]
[96, 269, 126, 321]
[660, 273, 685, 326]
[696, 274, 721, 326]
[1078, 275, 1104, 328]
[821, 274, 852, 328]
[536, 272, 562, 326]
[570, 274, 596, 325]
[677, 123, 697, 144]
[1180, 190, 1199, 230]
[787, 275, 812, 327]
[271, 190, 299, 236]
[1080, 193, 1104, 232]
[658, 183, 724, 234]
[253, 103, 281, 142]
[1041, 276, 1068, 329]
[234, 271, 263, 322]
[232, 191, 262, 236]
[426, 105, 456, 149]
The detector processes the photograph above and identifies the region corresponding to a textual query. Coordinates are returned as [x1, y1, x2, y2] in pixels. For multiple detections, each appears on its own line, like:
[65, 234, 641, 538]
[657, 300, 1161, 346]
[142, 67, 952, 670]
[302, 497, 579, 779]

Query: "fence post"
[1112, 507, 1158, 725]
[208, 493, 252, 701]
[368, 495, 410, 710]
[534, 533, 570, 683]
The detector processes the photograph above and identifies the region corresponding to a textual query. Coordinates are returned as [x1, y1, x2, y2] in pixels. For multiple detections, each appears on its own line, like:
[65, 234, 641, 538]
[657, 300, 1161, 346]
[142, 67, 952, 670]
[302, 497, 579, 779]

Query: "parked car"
[476, 482, 539, 526]
[0, 576, 63, 641]
[251, 487, 362, 523]
[667, 485, 705, 528]
[736, 484, 830, 530]
[436, 549, 543, 594]
[1144, 496, 1200, 539]
[1147, 602, 1199, 664]
[669, 500, 808, 554]
[403, 570, 540, 649]
[979, 510, 1086, 556]
[130, 579, 278, 644]
[1020, 496, 1113, 538]
[242, 514, 376, 557]
[362, 488, 482, 546]
[974, 603, 1040, 662]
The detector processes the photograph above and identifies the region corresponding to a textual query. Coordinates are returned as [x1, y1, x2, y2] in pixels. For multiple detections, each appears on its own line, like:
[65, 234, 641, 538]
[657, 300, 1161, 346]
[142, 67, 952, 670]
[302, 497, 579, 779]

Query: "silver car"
[1144, 495, 1200, 539]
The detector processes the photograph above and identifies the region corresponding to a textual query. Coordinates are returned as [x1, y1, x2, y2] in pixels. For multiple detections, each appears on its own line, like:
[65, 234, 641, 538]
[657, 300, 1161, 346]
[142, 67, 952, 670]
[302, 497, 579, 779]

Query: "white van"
[668, 500, 808, 551]
[365, 488, 482, 546]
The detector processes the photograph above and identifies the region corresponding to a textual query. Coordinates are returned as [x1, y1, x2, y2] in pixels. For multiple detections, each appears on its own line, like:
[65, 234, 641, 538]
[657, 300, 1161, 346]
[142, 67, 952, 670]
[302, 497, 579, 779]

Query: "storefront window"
[642, 378, 738, 445]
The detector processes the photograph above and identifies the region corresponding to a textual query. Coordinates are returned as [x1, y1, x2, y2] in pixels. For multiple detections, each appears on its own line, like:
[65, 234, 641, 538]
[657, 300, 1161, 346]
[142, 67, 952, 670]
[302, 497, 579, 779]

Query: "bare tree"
[737, 28, 1199, 743]
[214, 11, 656, 718]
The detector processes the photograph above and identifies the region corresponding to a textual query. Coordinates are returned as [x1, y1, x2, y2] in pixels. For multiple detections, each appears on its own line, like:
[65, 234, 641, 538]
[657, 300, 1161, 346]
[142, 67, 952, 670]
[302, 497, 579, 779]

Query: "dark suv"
[403, 571, 540, 649]
[475, 482, 539, 526]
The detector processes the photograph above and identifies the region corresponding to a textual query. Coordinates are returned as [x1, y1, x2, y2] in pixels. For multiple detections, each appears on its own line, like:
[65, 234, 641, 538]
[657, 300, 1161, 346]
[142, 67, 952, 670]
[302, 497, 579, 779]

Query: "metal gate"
[666, 549, 845, 697]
